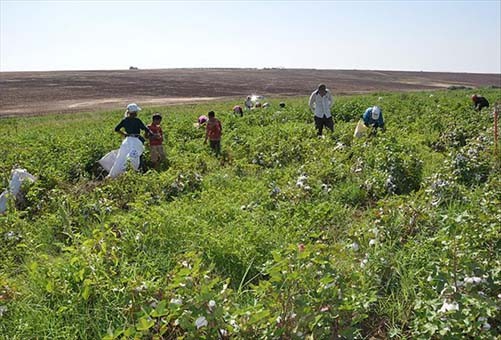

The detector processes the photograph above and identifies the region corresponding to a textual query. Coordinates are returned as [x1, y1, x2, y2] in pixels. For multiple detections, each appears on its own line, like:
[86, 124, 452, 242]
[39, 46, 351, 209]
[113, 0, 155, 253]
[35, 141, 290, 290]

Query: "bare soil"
[1, 68, 499, 117]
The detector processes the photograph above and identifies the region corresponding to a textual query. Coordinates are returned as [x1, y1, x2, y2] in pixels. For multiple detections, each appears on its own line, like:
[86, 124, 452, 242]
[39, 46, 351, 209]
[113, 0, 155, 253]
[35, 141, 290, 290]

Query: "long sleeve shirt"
[114, 117, 149, 135]
[309, 90, 333, 118]
[362, 108, 385, 128]
[473, 96, 489, 111]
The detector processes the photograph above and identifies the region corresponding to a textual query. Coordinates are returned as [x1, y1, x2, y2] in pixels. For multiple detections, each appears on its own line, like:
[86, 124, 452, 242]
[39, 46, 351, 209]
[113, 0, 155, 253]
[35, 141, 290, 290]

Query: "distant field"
[1, 68, 500, 116]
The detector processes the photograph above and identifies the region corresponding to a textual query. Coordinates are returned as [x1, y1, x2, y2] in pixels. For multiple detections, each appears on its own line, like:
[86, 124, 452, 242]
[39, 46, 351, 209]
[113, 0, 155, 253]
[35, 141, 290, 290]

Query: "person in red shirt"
[204, 111, 222, 156]
[146, 113, 165, 169]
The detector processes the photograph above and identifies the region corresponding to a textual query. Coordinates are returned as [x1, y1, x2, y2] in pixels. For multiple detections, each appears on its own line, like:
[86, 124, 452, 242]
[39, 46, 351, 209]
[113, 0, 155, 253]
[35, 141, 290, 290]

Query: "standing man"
[309, 84, 334, 136]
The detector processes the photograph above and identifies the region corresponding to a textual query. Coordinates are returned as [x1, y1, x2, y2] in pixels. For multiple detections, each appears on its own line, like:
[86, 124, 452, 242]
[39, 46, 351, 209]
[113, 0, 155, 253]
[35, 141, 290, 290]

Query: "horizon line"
[1, 67, 500, 76]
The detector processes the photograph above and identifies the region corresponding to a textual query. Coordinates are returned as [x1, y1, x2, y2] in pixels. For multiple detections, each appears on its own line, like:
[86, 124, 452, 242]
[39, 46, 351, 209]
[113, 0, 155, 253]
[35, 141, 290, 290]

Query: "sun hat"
[371, 106, 381, 120]
[126, 103, 142, 113]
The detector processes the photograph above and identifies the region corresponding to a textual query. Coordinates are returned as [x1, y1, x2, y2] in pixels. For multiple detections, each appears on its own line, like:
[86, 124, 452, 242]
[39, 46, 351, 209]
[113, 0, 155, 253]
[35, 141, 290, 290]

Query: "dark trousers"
[209, 140, 221, 156]
[314, 115, 334, 135]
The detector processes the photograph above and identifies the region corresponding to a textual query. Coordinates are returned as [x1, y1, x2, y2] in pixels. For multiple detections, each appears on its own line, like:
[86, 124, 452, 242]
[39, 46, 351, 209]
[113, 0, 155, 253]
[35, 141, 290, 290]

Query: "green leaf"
[151, 300, 168, 317]
[136, 317, 155, 331]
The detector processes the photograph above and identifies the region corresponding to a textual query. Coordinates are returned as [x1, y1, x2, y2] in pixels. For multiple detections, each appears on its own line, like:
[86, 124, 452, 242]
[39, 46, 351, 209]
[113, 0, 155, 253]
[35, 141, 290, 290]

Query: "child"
[204, 111, 222, 156]
[146, 113, 165, 169]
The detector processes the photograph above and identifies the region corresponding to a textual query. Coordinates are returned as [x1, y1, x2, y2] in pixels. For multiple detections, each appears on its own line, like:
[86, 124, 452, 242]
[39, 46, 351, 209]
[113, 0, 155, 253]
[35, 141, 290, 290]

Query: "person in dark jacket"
[114, 103, 152, 142]
[471, 94, 489, 111]
[108, 103, 154, 178]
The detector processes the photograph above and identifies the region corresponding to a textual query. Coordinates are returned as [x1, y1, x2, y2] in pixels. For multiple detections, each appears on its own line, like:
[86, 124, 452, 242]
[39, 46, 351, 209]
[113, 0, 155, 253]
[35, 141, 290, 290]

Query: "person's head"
[317, 84, 327, 95]
[152, 113, 162, 124]
[279, 102, 286, 108]
[126, 103, 141, 117]
[371, 106, 381, 120]
[208, 111, 215, 118]
[471, 94, 478, 101]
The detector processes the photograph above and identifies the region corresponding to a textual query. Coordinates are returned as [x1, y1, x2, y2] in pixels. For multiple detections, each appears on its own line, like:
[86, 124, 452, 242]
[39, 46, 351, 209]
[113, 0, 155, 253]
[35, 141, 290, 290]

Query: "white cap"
[371, 106, 381, 119]
[126, 103, 141, 113]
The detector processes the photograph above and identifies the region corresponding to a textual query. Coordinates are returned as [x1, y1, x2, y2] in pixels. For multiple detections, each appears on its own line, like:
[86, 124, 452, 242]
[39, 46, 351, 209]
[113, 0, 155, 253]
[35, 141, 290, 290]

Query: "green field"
[1, 89, 500, 339]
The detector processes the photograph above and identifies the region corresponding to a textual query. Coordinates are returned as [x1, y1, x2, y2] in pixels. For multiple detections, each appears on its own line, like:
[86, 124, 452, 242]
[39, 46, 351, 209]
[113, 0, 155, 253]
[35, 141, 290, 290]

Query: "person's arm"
[362, 109, 371, 126]
[327, 91, 333, 108]
[140, 120, 154, 136]
[114, 120, 127, 137]
[308, 92, 316, 113]
[204, 124, 208, 144]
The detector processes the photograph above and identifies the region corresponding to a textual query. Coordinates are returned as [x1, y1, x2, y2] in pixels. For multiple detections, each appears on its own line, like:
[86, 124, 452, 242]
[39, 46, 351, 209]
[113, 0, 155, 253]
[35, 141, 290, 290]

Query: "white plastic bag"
[9, 168, 36, 198]
[0, 168, 36, 214]
[0, 190, 8, 214]
[354, 120, 368, 138]
[108, 137, 144, 178]
[98, 149, 119, 172]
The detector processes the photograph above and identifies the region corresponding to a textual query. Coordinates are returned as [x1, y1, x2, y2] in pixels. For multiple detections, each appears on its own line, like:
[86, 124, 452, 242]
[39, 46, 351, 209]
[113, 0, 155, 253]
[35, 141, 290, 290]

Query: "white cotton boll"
[351, 242, 359, 251]
[369, 239, 377, 246]
[482, 323, 491, 331]
[195, 316, 208, 329]
[170, 298, 183, 305]
[438, 300, 459, 313]
[208, 300, 216, 308]
[0, 305, 8, 317]
[464, 276, 483, 285]
[324, 282, 335, 289]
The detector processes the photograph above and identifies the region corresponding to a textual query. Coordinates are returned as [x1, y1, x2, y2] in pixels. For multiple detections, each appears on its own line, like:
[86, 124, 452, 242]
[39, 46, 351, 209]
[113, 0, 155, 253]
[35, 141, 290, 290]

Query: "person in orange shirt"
[204, 111, 222, 156]
[146, 113, 165, 169]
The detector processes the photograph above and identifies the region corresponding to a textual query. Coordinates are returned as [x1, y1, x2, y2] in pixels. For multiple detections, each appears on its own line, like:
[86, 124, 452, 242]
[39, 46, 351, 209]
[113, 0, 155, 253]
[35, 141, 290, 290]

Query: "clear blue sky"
[1, 0, 500, 73]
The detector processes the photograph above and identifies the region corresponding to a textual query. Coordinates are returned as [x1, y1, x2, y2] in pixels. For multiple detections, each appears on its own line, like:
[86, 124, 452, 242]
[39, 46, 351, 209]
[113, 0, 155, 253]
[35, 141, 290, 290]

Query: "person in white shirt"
[245, 96, 253, 110]
[309, 84, 334, 136]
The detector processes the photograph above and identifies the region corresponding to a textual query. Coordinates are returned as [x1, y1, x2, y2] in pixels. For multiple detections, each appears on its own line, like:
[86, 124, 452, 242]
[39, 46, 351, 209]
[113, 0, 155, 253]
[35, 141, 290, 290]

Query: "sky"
[1, 0, 500, 73]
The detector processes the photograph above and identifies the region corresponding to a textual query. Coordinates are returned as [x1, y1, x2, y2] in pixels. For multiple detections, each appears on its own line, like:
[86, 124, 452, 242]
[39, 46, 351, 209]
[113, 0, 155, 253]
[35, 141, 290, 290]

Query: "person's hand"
[381, 126, 386, 132]
[204, 139, 207, 144]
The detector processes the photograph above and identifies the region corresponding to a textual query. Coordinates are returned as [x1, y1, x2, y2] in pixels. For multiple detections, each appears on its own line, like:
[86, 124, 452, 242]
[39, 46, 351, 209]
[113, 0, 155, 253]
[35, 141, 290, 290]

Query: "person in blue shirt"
[363, 106, 386, 134]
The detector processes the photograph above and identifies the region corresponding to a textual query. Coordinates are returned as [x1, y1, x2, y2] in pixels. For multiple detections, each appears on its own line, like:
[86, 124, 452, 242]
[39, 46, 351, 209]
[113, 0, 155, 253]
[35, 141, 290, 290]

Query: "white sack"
[98, 149, 119, 172]
[9, 168, 36, 198]
[354, 120, 368, 138]
[108, 137, 144, 178]
[0, 190, 8, 214]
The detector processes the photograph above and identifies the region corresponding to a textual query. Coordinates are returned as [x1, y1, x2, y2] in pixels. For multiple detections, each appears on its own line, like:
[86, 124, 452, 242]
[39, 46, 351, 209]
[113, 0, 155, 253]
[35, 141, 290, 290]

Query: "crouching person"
[363, 106, 386, 135]
[108, 103, 153, 178]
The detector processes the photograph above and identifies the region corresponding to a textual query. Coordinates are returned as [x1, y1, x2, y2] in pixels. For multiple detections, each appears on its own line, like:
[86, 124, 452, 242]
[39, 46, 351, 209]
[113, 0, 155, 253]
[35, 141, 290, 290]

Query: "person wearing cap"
[362, 106, 386, 133]
[279, 102, 286, 108]
[309, 84, 334, 136]
[471, 94, 489, 111]
[108, 103, 154, 178]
